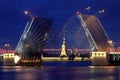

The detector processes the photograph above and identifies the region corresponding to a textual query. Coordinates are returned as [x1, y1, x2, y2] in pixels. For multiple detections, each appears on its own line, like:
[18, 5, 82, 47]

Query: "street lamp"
[107, 40, 114, 52]
[85, 6, 91, 12]
[24, 10, 34, 17]
[24, 10, 29, 15]
[94, 9, 105, 16]
[4, 43, 10, 53]
[98, 10, 104, 14]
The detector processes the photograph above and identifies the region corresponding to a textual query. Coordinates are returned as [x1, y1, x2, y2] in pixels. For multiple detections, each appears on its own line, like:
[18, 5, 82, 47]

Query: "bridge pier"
[3, 53, 15, 66]
[91, 52, 108, 66]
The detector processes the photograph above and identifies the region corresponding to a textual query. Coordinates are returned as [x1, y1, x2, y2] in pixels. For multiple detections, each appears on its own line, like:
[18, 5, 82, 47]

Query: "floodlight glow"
[14, 55, 21, 64]
[24, 10, 28, 15]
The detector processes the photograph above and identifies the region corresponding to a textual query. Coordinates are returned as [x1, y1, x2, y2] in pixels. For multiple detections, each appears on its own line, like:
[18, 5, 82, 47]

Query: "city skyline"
[0, 0, 120, 49]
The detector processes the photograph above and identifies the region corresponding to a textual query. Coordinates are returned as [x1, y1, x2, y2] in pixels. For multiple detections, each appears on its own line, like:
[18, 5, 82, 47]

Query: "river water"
[0, 66, 120, 80]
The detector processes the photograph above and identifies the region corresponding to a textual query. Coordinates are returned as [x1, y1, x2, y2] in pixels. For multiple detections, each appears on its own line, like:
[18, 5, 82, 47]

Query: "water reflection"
[0, 66, 120, 80]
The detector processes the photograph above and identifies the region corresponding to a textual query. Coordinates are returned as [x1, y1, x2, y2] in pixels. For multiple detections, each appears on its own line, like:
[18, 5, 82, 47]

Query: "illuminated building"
[60, 37, 67, 57]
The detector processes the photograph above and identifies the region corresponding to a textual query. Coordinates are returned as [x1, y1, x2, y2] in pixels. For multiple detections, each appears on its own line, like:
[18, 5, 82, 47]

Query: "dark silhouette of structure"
[16, 16, 52, 65]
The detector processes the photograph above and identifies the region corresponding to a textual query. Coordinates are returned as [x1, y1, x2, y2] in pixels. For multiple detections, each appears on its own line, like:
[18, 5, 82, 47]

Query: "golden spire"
[60, 37, 67, 57]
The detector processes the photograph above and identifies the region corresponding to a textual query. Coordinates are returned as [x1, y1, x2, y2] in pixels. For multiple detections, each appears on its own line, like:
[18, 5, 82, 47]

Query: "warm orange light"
[108, 40, 113, 45]
[14, 55, 21, 64]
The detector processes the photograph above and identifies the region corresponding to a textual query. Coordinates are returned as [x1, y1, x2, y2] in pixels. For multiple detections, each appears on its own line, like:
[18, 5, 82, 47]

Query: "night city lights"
[0, 0, 120, 80]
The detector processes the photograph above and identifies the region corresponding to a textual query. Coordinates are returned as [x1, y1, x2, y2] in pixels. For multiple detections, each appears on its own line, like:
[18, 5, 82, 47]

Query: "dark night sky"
[0, 0, 120, 49]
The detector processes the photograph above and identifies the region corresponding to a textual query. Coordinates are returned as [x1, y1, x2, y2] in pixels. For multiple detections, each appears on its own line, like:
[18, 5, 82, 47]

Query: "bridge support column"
[3, 53, 15, 66]
[91, 52, 108, 66]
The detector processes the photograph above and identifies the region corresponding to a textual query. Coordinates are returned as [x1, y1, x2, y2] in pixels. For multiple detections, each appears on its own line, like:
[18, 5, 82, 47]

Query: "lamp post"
[97, 9, 105, 15]
[107, 40, 114, 52]
[98, 10, 104, 14]
[85, 6, 91, 12]
[24, 10, 34, 18]
[4, 43, 10, 53]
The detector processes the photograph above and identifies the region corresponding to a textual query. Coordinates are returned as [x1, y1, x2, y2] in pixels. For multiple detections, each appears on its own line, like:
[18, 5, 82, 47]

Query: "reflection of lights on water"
[89, 66, 95, 68]
[14, 55, 21, 64]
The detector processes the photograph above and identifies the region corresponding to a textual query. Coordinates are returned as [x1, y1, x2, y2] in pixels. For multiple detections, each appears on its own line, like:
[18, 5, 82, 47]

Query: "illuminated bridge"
[44, 12, 111, 55]
[15, 16, 52, 60]
[15, 12, 113, 59]
[1, 11, 120, 66]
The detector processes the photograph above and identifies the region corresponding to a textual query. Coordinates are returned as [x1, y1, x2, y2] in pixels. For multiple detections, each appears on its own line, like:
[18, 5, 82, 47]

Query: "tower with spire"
[60, 37, 67, 57]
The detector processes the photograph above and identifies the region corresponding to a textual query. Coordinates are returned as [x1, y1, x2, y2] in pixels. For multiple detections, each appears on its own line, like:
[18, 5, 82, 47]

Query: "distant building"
[60, 37, 67, 57]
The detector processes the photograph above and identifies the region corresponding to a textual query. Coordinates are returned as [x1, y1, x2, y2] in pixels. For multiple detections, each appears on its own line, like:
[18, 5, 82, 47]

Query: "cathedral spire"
[60, 37, 67, 57]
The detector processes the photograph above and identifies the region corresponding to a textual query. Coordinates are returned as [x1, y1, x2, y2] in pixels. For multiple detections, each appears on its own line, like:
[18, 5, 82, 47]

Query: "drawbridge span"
[16, 12, 111, 57]
[44, 12, 110, 55]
